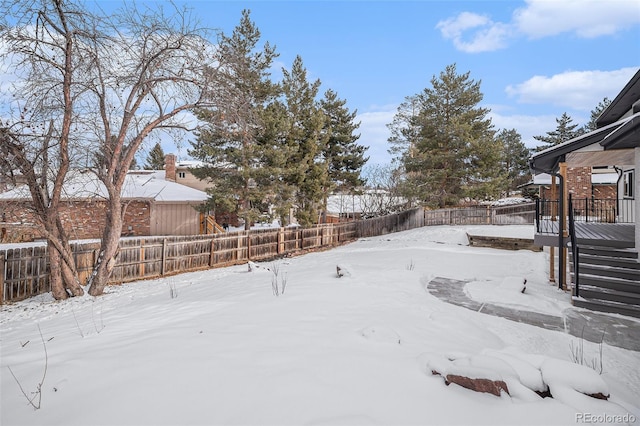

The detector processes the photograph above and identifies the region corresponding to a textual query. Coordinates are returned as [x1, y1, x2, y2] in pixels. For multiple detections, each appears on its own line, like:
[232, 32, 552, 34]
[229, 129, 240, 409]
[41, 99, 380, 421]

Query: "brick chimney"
[164, 154, 176, 182]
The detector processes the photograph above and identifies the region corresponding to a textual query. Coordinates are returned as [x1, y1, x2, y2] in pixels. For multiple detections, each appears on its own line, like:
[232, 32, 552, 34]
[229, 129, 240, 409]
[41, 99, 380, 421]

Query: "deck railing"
[536, 198, 635, 234]
[568, 195, 580, 297]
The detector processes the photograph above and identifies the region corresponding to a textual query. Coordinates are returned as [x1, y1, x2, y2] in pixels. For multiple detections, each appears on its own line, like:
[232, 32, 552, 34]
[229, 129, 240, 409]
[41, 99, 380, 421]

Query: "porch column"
[559, 162, 568, 291]
[549, 175, 556, 283]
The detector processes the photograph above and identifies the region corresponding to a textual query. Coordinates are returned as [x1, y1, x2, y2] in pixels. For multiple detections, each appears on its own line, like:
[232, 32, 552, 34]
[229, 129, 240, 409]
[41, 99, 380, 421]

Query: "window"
[178, 172, 186, 179]
[623, 170, 634, 198]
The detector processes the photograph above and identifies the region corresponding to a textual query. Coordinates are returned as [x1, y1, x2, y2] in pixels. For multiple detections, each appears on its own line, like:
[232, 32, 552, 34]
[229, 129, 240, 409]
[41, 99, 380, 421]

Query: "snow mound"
[247, 261, 271, 273]
[421, 348, 627, 409]
[336, 263, 354, 278]
[541, 358, 609, 397]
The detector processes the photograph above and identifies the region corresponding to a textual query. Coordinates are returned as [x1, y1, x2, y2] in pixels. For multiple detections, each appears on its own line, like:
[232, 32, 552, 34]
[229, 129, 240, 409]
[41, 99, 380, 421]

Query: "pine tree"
[144, 142, 165, 170]
[280, 55, 327, 226]
[189, 10, 279, 230]
[496, 129, 531, 194]
[389, 64, 498, 207]
[534, 112, 584, 152]
[319, 89, 368, 216]
[583, 97, 612, 132]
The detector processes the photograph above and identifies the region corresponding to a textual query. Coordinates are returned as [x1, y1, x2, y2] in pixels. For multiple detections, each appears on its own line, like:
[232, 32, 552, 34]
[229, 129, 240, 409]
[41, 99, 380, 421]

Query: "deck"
[534, 221, 635, 249]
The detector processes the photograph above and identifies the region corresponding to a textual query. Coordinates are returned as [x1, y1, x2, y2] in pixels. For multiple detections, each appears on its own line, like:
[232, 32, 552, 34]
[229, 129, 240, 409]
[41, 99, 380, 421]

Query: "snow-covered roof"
[591, 172, 618, 185]
[326, 191, 406, 214]
[528, 172, 617, 186]
[176, 160, 207, 168]
[0, 169, 208, 203]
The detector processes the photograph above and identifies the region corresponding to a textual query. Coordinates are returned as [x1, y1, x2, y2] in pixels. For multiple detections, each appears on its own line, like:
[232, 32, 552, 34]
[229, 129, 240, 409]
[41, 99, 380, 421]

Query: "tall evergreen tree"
[144, 142, 165, 170]
[189, 10, 279, 230]
[583, 97, 612, 132]
[496, 129, 530, 194]
[388, 64, 498, 207]
[534, 112, 584, 152]
[280, 55, 327, 226]
[319, 89, 368, 216]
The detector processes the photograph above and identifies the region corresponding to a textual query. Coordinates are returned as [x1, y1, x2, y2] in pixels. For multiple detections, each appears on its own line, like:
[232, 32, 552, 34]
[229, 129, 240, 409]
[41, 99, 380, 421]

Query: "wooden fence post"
[140, 239, 145, 277]
[278, 228, 284, 254]
[0, 252, 4, 305]
[247, 230, 251, 261]
[161, 238, 167, 275]
[209, 238, 215, 267]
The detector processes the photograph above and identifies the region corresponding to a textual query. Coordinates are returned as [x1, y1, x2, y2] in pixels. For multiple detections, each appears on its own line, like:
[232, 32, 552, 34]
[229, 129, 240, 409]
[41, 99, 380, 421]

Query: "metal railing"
[568, 195, 580, 298]
[536, 198, 635, 234]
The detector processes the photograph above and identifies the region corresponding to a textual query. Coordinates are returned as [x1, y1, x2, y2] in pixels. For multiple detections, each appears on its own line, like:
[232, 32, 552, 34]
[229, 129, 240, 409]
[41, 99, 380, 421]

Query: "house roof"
[0, 169, 209, 203]
[531, 68, 640, 175]
[596, 68, 640, 127]
[600, 113, 640, 150]
[530, 112, 639, 174]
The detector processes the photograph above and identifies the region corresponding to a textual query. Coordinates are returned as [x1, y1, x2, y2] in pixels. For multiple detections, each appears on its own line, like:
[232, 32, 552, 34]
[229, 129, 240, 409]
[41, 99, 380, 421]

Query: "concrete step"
[579, 263, 640, 281]
[572, 296, 640, 319]
[576, 285, 640, 306]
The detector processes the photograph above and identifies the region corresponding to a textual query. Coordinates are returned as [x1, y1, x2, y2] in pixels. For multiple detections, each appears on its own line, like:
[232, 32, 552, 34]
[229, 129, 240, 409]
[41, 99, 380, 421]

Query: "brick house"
[0, 169, 208, 243]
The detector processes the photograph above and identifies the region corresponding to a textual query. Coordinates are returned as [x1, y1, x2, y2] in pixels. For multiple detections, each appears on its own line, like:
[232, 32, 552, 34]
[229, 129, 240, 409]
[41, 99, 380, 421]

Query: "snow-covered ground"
[1, 225, 639, 426]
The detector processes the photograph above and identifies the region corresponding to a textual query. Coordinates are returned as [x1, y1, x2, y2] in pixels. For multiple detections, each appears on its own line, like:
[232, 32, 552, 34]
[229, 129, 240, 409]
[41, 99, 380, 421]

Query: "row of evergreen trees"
[143, 12, 612, 221]
[187, 11, 368, 228]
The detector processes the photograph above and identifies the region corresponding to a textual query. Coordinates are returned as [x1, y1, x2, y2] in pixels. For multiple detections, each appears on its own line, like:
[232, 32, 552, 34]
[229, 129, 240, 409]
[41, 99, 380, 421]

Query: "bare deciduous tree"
[0, 0, 90, 299]
[83, 4, 220, 295]
[359, 164, 407, 218]
[2, 0, 221, 298]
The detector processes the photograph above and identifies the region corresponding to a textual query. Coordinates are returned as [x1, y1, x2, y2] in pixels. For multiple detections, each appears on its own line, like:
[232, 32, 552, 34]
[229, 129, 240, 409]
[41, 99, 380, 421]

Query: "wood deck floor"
[535, 221, 635, 248]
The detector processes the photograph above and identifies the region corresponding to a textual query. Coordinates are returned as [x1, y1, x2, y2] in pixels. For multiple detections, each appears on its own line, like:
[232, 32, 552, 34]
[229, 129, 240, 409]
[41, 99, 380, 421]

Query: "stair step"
[576, 285, 640, 306]
[579, 263, 640, 281]
[572, 296, 640, 319]
[576, 273, 640, 294]
[578, 246, 638, 259]
[577, 254, 640, 270]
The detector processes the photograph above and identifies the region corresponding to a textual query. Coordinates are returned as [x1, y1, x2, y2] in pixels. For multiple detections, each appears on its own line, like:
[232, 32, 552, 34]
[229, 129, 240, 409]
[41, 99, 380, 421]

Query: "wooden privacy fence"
[0, 205, 532, 304]
[424, 203, 535, 226]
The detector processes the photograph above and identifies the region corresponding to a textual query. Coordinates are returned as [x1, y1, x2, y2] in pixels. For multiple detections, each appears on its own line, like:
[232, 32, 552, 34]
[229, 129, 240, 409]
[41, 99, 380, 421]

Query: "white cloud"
[514, 0, 640, 39]
[438, 0, 640, 52]
[488, 110, 560, 149]
[436, 12, 512, 53]
[505, 67, 638, 110]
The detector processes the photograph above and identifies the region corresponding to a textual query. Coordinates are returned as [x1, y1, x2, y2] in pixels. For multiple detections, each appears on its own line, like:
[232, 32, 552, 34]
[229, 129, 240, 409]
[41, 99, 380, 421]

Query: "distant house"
[529, 68, 639, 318]
[0, 169, 208, 242]
[325, 191, 407, 223]
[164, 154, 210, 192]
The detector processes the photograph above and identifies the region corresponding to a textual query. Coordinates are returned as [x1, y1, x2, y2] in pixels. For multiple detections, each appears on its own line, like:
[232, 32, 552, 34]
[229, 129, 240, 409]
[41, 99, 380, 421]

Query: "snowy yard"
[1, 225, 639, 426]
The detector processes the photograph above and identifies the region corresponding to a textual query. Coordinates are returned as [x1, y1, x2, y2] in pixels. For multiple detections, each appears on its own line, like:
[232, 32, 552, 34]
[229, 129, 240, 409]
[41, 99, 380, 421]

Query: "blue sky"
[6, 0, 640, 169]
[166, 0, 638, 168]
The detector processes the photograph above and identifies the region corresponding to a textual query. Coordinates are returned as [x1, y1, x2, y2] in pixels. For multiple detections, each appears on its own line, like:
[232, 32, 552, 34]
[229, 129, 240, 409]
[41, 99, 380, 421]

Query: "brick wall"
[0, 199, 152, 242]
[566, 167, 617, 200]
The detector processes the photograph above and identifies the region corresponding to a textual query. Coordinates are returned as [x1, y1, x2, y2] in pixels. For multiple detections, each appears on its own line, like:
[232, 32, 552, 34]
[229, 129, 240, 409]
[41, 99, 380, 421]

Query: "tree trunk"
[61, 258, 83, 296]
[88, 202, 123, 296]
[49, 247, 69, 300]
